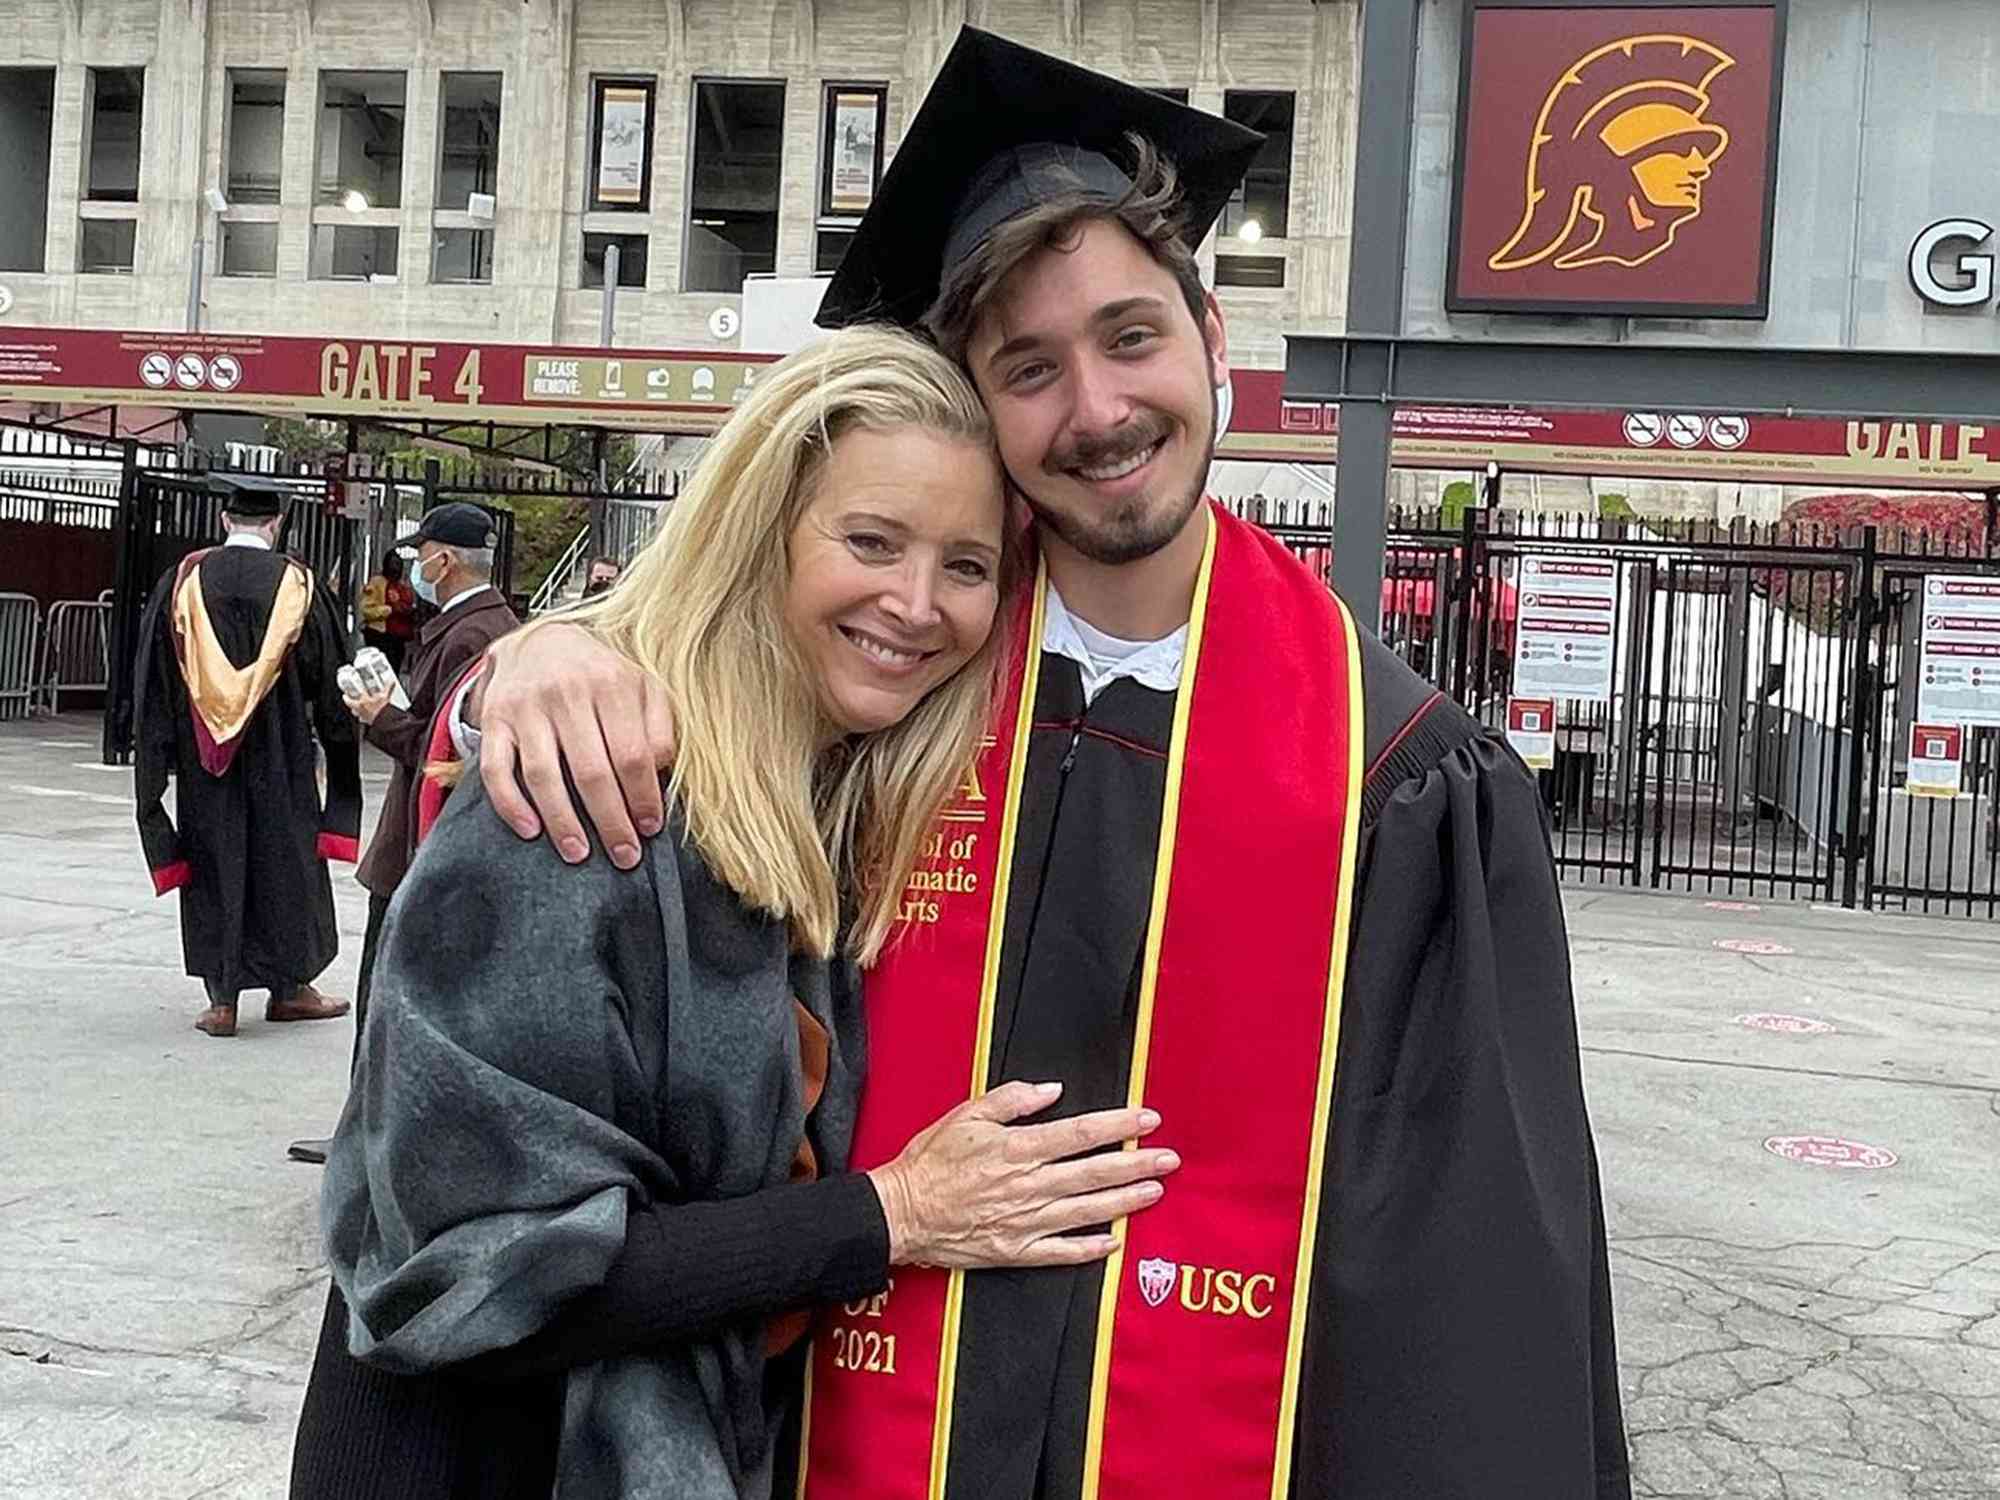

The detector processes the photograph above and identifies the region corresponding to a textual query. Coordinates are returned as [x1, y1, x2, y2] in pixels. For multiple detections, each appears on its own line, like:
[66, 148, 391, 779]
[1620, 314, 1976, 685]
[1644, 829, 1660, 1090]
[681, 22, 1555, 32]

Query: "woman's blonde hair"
[530, 326, 1019, 964]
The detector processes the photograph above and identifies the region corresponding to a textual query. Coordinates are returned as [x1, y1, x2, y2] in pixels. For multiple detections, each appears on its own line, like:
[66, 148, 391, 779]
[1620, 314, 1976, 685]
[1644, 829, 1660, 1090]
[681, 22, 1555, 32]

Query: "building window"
[1214, 253, 1285, 289]
[582, 232, 647, 289]
[78, 218, 136, 274]
[317, 71, 405, 209]
[587, 77, 655, 212]
[434, 227, 493, 284]
[226, 70, 286, 205]
[1220, 91, 1294, 242]
[684, 80, 785, 294]
[811, 84, 883, 278]
[85, 67, 145, 203]
[0, 68, 55, 271]
[815, 229, 855, 276]
[437, 72, 501, 210]
[311, 225, 399, 282]
[220, 221, 279, 277]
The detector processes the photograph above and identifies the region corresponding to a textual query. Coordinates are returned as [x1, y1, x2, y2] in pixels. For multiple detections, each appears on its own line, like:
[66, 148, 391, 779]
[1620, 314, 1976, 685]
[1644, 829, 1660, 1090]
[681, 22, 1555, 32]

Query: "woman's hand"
[866, 1081, 1178, 1269]
[472, 624, 677, 868]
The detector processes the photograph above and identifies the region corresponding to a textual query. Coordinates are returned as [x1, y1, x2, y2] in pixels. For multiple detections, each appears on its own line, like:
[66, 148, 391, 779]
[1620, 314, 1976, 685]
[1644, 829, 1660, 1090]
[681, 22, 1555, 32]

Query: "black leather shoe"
[287, 1138, 331, 1165]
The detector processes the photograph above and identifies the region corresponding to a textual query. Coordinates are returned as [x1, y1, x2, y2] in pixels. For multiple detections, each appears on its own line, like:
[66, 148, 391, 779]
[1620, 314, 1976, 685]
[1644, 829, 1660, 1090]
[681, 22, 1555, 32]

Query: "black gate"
[1244, 500, 2000, 918]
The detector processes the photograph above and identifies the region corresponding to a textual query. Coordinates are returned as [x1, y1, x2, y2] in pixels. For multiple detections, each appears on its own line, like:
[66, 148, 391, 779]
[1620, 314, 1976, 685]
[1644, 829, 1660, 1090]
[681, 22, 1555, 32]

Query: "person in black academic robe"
[910, 629, 1628, 1499]
[132, 475, 363, 1036]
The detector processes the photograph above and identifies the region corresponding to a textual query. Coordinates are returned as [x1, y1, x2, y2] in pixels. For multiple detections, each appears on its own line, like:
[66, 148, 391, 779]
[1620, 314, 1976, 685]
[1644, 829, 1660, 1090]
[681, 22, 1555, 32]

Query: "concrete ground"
[1, 712, 1996, 1499]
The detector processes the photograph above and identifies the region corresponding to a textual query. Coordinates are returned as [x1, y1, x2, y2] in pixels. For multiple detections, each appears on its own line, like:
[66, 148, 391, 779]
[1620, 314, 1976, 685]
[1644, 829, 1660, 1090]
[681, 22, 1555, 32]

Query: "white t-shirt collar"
[1041, 585, 1187, 705]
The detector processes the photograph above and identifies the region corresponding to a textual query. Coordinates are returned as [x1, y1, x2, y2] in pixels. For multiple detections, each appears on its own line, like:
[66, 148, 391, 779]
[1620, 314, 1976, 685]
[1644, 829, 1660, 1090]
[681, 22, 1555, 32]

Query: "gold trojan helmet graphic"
[1489, 34, 1735, 273]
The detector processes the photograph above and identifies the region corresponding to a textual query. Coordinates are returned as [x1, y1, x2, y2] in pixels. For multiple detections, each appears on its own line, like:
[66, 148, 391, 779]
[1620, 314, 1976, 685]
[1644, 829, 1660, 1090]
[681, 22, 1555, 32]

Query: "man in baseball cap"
[288, 501, 517, 1163]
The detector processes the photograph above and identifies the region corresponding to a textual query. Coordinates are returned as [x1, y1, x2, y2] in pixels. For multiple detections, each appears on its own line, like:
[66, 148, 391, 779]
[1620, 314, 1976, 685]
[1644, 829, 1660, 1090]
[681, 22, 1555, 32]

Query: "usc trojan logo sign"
[1448, 4, 1783, 319]
[1490, 35, 1734, 274]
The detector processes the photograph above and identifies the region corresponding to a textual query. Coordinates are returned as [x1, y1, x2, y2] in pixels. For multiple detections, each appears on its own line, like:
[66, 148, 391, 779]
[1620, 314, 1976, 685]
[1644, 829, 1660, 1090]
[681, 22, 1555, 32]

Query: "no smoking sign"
[1622, 412, 1663, 447]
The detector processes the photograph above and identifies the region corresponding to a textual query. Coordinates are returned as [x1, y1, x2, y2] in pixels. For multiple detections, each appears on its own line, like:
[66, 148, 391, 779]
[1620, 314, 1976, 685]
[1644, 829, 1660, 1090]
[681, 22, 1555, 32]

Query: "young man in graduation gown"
[451, 32, 1629, 1500]
[133, 474, 362, 1039]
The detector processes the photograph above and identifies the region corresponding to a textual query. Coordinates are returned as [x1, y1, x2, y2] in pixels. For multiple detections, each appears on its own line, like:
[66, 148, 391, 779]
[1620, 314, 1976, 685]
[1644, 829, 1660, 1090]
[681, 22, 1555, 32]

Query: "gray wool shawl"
[321, 769, 866, 1500]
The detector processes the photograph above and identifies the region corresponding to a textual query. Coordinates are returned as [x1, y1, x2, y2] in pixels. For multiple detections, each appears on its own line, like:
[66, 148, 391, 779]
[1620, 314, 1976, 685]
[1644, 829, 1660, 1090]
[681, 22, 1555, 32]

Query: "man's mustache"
[1046, 412, 1173, 474]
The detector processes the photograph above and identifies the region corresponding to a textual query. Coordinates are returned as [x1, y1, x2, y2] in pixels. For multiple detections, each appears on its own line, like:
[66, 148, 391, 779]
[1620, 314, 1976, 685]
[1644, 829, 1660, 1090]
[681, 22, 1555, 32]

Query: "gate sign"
[1505, 696, 1557, 770]
[1907, 723, 1965, 799]
[1513, 557, 1619, 703]
[1917, 576, 2000, 728]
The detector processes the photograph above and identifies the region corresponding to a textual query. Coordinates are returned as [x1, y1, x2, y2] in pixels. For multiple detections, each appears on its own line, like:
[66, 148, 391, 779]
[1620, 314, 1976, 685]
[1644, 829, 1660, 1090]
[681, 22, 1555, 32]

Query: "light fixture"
[1237, 218, 1263, 244]
[203, 187, 230, 214]
[342, 189, 370, 213]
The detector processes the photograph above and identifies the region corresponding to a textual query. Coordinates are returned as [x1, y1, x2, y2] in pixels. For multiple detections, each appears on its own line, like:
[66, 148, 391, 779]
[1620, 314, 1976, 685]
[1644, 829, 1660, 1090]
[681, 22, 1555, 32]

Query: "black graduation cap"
[207, 473, 291, 517]
[815, 27, 1265, 330]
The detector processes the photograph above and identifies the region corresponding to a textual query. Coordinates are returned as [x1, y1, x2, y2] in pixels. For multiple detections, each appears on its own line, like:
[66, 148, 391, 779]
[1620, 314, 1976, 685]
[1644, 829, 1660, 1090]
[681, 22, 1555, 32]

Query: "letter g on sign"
[1910, 219, 1996, 309]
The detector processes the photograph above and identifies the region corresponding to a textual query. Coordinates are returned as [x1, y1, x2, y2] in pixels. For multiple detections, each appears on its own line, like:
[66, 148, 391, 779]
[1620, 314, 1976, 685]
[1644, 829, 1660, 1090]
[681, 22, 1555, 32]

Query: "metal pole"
[346, 424, 368, 654]
[1839, 526, 1879, 908]
[600, 243, 621, 346]
[588, 428, 609, 561]
[1328, 0, 1421, 630]
[186, 232, 205, 331]
[1716, 567, 1752, 829]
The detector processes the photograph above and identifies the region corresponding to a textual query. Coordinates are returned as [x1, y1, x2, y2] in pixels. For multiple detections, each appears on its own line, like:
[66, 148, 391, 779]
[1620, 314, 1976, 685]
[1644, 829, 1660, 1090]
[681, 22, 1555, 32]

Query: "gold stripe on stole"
[1267, 594, 1365, 1499]
[1077, 510, 1221, 1500]
[926, 566, 1050, 1499]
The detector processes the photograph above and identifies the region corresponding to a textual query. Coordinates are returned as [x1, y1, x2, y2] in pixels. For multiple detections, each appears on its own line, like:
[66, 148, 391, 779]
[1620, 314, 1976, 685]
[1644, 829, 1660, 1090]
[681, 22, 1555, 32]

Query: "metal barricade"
[0, 593, 43, 723]
[37, 599, 113, 715]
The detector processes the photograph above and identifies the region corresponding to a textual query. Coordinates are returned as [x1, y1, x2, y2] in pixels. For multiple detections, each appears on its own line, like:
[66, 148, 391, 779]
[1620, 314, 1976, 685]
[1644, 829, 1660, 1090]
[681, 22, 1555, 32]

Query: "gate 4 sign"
[1907, 723, 1964, 799]
[1917, 576, 2000, 727]
[1514, 557, 1619, 704]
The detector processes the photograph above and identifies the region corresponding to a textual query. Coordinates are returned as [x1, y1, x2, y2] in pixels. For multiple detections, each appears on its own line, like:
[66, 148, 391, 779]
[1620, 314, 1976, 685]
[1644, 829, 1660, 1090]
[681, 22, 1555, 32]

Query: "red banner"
[1226, 369, 2000, 489]
[6, 325, 1996, 492]
[0, 325, 778, 433]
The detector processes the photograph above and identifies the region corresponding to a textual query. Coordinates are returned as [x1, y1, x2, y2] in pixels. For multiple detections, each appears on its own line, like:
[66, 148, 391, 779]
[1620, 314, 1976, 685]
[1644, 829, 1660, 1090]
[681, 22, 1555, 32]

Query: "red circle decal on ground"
[1737, 1013, 1836, 1035]
[1714, 938, 1796, 955]
[1764, 1135, 1897, 1169]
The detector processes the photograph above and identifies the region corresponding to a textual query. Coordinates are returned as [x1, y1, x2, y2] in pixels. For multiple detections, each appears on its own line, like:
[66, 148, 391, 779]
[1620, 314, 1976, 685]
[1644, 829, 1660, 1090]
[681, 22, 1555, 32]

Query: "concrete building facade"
[0, 0, 1361, 369]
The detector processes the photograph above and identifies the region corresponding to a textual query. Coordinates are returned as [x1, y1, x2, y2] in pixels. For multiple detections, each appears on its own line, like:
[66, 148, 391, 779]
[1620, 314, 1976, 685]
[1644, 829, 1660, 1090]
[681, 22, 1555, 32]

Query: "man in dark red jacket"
[288, 502, 517, 1162]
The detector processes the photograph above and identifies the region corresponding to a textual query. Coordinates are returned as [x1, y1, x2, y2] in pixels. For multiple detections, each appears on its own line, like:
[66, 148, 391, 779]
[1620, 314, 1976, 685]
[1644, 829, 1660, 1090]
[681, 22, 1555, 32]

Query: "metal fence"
[1240, 500, 2000, 919]
[37, 599, 112, 714]
[0, 593, 41, 723]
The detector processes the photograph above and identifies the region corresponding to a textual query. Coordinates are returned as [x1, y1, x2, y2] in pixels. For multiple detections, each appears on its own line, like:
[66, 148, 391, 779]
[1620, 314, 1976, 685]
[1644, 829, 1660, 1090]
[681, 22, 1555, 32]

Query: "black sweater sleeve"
[458, 1172, 891, 1381]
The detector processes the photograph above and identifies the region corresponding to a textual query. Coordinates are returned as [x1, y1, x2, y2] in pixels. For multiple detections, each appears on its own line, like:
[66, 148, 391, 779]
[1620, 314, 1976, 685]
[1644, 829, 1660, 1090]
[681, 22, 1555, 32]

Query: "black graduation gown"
[133, 545, 363, 996]
[928, 632, 1631, 1500]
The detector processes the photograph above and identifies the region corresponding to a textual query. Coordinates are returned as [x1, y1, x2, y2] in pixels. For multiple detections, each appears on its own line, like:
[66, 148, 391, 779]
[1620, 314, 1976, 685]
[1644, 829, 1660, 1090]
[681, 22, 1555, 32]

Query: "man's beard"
[1016, 386, 1217, 567]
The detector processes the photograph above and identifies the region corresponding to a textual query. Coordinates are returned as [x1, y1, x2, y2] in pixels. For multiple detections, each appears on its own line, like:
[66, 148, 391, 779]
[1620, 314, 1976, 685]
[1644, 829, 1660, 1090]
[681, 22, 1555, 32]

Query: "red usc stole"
[800, 503, 1365, 1500]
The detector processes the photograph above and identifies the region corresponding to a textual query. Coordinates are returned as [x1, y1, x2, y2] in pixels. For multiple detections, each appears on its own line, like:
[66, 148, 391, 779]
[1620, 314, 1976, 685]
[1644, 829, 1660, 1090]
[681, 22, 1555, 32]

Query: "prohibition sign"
[174, 353, 207, 389]
[1707, 416, 1749, 449]
[139, 352, 173, 388]
[1666, 413, 1705, 448]
[208, 354, 243, 392]
[1622, 412, 1663, 447]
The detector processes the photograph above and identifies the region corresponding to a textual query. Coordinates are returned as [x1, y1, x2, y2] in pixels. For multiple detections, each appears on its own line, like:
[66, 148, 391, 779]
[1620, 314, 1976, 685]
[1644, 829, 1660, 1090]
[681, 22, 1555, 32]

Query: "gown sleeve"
[131, 573, 192, 896]
[1297, 707, 1632, 1500]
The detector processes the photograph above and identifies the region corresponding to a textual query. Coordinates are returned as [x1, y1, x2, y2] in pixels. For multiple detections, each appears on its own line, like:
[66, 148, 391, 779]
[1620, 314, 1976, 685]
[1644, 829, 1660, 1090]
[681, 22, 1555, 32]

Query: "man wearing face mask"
[287, 503, 519, 1164]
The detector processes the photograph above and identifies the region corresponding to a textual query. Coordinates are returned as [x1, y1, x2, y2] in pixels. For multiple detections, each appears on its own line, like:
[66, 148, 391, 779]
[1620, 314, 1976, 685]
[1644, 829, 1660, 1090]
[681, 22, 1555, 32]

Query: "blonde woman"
[290, 327, 1176, 1500]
